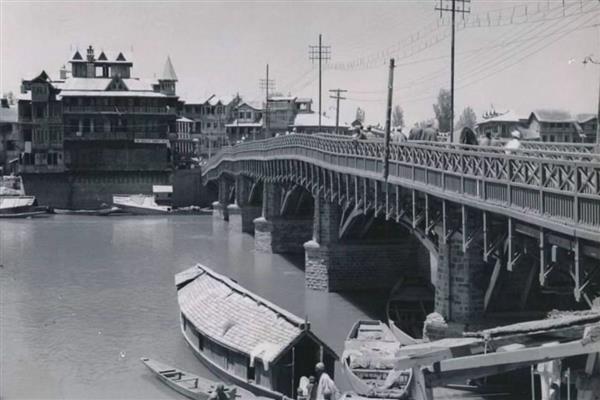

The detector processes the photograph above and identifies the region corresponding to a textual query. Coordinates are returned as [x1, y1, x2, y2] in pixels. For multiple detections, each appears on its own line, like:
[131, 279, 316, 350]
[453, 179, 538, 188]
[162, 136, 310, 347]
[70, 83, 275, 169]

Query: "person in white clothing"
[505, 129, 522, 154]
[315, 362, 338, 400]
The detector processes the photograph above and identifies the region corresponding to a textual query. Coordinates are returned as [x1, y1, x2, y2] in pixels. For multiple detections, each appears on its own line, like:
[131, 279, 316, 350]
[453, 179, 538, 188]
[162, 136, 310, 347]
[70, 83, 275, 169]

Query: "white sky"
[1, 0, 598, 126]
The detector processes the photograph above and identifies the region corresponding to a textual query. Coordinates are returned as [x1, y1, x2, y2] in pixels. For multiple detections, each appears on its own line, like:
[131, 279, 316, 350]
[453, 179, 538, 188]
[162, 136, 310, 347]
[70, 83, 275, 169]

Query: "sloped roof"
[177, 116, 194, 123]
[59, 77, 157, 92]
[207, 95, 237, 106]
[530, 109, 574, 122]
[478, 110, 525, 124]
[176, 264, 308, 362]
[161, 56, 178, 81]
[576, 113, 597, 123]
[236, 100, 262, 110]
[0, 105, 18, 123]
[71, 50, 83, 61]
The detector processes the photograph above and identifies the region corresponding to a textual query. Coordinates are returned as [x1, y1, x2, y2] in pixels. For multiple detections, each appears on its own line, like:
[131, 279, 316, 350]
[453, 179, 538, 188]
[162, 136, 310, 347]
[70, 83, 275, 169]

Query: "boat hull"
[112, 203, 170, 215]
[141, 357, 239, 400]
[0, 210, 47, 218]
[180, 318, 284, 400]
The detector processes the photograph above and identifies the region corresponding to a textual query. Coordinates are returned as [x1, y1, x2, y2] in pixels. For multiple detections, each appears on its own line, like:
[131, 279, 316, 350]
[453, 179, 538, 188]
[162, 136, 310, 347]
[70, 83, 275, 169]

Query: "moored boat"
[54, 206, 124, 216]
[342, 320, 412, 399]
[0, 195, 45, 218]
[140, 357, 241, 400]
[175, 264, 338, 400]
[112, 185, 173, 215]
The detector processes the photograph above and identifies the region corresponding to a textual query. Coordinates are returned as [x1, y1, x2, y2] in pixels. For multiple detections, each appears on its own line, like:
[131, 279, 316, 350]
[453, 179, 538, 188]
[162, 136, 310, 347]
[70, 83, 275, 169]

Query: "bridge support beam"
[304, 196, 429, 292]
[212, 177, 232, 221]
[254, 181, 312, 253]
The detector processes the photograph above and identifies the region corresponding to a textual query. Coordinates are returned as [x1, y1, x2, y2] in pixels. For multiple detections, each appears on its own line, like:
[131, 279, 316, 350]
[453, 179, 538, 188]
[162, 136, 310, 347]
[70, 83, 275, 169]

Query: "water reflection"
[1, 215, 399, 399]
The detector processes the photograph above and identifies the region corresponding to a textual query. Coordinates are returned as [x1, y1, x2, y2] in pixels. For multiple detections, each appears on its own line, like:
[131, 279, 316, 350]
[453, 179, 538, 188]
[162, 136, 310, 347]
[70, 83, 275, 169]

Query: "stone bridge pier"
[253, 182, 313, 254]
[304, 195, 430, 292]
[227, 176, 262, 234]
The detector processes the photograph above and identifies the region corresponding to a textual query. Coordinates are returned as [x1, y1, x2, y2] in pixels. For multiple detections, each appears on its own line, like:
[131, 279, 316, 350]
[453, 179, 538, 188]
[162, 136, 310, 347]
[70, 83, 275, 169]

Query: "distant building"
[226, 100, 263, 143]
[290, 112, 349, 135]
[181, 94, 240, 157]
[476, 110, 530, 139]
[476, 109, 597, 143]
[173, 116, 196, 167]
[527, 110, 585, 143]
[0, 98, 21, 174]
[16, 45, 179, 208]
[267, 96, 312, 134]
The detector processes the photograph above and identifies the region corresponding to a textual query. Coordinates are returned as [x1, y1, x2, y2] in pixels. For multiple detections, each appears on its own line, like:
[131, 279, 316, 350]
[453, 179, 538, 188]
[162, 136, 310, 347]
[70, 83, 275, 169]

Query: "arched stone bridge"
[203, 134, 600, 332]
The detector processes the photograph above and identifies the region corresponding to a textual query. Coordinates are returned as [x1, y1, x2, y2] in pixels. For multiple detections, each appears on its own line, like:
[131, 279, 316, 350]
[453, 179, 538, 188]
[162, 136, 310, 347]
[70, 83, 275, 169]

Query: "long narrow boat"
[342, 320, 412, 400]
[175, 264, 338, 400]
[54, 206, 124, 216]
[140, 357, 239, 400]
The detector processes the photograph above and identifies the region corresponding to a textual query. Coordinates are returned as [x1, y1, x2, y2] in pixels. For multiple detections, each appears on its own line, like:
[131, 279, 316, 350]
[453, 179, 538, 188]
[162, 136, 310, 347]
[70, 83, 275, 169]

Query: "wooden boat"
[0, 209, 48, 218]
[386, 277, 434, 339]
[112, 185, 173, 215]
[175, 264, 338, 400]
[342, 320, 412, 399]
[54, 206, 124, 216]
[0, 195, 45, 217]
[140, 357, 240, 400]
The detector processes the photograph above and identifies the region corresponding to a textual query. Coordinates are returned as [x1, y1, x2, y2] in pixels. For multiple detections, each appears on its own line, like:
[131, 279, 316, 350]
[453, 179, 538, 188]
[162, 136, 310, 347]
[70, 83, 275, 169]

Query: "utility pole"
[329, 89, 347, 135]
[435, 0, 470, 143]
[259, 64, 275, 139]
[383, 59, 395, 181]
[309, 34, 331, 131]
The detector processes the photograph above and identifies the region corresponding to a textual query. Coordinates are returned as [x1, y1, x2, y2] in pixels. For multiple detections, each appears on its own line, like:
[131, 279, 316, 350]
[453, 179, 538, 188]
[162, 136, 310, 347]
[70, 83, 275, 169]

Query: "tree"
[355, 107, 365, 123]
[455, 106, 477, 131]
[2, 91, 15, 105]
[433, 89, 452, 132]
[392, 105, 404, 128]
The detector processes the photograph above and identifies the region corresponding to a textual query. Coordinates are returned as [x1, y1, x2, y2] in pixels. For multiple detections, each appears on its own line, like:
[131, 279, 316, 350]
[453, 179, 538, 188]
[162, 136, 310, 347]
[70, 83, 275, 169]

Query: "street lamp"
[582, 55, 600, 148]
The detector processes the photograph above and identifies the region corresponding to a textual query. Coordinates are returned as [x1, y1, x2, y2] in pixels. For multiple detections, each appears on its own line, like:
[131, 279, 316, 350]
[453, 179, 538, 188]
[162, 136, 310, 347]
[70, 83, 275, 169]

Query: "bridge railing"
[205, 134, 600, 234]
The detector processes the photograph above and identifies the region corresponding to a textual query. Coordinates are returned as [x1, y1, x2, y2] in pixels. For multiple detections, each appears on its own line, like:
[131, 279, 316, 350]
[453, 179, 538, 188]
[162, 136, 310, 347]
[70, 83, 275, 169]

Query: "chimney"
[59, 65, 68, 80]
[86, 45, 95, 62]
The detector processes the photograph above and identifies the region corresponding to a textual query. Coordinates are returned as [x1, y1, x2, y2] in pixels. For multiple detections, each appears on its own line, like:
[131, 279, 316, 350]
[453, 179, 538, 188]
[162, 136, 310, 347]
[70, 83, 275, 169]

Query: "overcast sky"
[1, 0, 598, 126]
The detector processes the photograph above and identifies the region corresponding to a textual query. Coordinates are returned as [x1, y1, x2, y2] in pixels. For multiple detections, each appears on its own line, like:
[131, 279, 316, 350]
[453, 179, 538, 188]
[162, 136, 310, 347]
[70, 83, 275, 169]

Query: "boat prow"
[140, 357, 241, 400]
[113, 194, 171, 215]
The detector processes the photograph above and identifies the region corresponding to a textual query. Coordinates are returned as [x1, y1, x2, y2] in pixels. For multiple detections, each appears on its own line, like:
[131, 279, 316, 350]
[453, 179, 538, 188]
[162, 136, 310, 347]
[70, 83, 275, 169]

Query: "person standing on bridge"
[504, 130, 522, 154]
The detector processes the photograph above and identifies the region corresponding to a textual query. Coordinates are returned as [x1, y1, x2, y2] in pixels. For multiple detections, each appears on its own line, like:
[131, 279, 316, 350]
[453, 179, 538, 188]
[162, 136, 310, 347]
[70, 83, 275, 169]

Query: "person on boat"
[209, 383, 229, 400]
[315, 362, 338, 400]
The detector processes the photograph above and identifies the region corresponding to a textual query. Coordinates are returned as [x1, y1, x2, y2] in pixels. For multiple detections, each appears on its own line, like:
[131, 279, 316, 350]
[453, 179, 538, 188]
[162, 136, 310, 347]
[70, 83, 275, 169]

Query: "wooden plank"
[484, 256, 502, 313]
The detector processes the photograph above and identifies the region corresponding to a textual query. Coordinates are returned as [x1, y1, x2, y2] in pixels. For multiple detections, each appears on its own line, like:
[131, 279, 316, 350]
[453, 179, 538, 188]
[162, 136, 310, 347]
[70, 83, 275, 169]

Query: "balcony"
[19, 164, 65, 174]
[63, 105, 177, 114]
[64, 131, 136, 141]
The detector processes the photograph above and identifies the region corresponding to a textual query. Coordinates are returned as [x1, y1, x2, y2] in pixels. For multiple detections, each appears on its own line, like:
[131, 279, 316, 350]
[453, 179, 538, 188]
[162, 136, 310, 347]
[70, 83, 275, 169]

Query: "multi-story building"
[181, 94, 240, 157]
[476, 109, 598, 143]
[267, 96, 312, 135]
[0, 98, 21, 174]
[475, 110, 529, 139]
[225, 100, 263, 143]
[17, 45, 179, 208]
[527, 110, 586, 143]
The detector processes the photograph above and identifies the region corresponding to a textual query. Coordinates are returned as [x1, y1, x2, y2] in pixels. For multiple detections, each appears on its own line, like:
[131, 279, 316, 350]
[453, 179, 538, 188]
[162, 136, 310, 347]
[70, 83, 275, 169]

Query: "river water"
[1, 215, 489, 399]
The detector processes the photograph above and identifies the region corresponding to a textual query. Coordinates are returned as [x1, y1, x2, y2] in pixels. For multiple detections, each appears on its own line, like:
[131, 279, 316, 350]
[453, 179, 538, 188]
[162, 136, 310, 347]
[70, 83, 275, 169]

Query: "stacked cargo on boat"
[175, 264, 338, 400]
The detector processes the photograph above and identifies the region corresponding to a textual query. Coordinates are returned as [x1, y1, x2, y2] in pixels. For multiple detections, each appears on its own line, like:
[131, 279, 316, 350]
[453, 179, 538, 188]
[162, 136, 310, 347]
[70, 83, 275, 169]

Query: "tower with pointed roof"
[158, 56, 177, 96]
